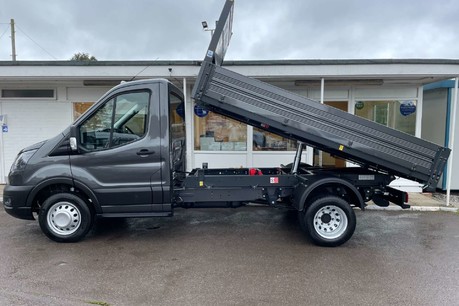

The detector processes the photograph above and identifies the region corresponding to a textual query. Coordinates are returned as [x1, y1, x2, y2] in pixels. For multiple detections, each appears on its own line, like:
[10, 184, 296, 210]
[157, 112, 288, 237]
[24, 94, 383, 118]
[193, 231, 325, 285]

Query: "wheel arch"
[27, 177, 101, 215]
[295, 177, 365, 211]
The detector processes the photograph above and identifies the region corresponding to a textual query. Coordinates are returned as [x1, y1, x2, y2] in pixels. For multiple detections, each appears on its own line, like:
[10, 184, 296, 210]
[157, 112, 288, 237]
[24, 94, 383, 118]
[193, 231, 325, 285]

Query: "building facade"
[1, 60, 458, 191]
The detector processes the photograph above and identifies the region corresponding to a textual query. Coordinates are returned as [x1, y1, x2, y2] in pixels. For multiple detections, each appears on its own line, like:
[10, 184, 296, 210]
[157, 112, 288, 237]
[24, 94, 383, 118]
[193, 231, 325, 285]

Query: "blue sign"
[2, 125, 8, 133]
[194, 105, 209, 117]
[400, 101, 416, 116]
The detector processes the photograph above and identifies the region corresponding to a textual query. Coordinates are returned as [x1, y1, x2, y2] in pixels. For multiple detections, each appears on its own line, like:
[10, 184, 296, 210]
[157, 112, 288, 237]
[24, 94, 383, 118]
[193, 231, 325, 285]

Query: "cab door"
[70, 83, 163, 214]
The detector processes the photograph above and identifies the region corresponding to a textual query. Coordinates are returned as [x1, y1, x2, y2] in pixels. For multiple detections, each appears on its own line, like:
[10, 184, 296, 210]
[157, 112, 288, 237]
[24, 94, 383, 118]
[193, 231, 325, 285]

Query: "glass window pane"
[170, 92, 186, 174]
[112, 92, 149, 145]
[170, 93, 185, 140]
[253, 128, 298, 151]
[2, 89, 54, 98]
[79, 91, 149, 151]
[194, 111, 247, 151]
[79, 99, 114, 151]
[355, 100, 416, 135]
[73, 102, 94, 120]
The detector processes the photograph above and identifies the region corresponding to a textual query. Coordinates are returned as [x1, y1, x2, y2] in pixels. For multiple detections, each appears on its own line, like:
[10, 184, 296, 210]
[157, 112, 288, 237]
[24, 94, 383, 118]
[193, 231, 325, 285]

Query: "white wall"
[446, 87, 459, 190]
[0, 84, 108, 183]
[67, 87, 110, 103]
[0, 100, 72, 183]
[354, 86, 418, 100]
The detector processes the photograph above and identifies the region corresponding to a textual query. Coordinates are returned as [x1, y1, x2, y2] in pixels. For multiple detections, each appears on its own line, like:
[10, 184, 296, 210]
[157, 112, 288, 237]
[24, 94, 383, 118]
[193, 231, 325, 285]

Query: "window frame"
[0, 88, 56, 99]
[354, 99, 418, 136]
[193, 109, 248, 152]
[77, 89, 151, 153]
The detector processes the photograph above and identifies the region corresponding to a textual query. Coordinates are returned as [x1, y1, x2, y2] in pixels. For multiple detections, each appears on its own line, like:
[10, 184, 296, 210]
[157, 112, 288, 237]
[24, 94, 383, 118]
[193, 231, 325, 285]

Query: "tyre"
[38, 193, 94, 242]
[301, 196, 356, 247]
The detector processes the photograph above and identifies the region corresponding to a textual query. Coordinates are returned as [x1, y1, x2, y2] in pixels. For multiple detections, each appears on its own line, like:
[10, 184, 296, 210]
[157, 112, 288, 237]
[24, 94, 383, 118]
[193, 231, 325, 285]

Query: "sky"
[0, 0, 458, 61]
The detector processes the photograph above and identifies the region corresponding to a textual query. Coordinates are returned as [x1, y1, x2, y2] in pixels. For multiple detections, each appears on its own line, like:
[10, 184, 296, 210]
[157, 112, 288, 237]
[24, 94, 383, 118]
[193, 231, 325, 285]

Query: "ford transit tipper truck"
[3, 0, 450, 246]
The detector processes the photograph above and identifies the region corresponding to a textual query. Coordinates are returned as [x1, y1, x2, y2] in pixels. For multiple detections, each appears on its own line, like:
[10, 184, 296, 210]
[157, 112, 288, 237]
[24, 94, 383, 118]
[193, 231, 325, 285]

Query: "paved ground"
[0, 206, 458, 305]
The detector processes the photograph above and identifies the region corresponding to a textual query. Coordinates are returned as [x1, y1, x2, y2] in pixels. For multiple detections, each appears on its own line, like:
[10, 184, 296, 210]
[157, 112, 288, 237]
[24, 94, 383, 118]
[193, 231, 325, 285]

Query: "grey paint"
[4, 79, 180, 219]
[70, 82, 163, 213]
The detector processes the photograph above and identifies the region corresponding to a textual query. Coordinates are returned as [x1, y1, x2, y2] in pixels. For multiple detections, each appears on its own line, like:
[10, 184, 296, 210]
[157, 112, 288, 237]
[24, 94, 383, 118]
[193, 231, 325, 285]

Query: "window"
[1, 89, 55, 98]
[253, 128, 298, 151]
[355, 100, 416, 135]
[73, 102, 95, 120]
[79, 91, 149, 151]
[194, 111, 247, 151]
[169, 93, 185, 140]
[170, 92, 186, 174]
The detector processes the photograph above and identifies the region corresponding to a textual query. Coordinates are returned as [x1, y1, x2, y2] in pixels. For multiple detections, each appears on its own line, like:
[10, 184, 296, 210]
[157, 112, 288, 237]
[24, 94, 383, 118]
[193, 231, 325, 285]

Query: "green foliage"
[70, 52, 97, 61]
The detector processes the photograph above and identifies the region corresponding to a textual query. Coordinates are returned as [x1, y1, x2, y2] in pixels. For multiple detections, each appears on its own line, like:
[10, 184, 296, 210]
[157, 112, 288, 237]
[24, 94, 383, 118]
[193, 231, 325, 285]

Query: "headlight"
[11, 149, 37, 171]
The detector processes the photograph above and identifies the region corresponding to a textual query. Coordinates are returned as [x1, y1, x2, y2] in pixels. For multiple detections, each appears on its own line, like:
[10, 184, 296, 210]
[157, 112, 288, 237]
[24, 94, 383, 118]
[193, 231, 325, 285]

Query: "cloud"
[1, 0, 458, 61]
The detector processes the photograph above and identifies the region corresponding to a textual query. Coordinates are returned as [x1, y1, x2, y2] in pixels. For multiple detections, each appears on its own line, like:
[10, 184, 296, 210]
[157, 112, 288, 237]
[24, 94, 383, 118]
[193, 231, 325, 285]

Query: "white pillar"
[320, 78, 325, 104]
[246, 125, 253, 167]
[415, 86, 423, 138]
[446, 77, 458, 206]
[0, 104, 5, 184]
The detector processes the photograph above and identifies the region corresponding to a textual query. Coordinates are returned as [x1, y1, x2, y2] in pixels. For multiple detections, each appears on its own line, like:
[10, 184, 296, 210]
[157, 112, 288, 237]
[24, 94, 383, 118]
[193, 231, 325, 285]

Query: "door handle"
[136, 149, 155, 156]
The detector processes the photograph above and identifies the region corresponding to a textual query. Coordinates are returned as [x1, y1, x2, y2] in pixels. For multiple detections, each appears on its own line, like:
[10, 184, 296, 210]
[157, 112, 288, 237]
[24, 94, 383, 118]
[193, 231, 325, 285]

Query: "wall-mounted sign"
[400, 101, 416, 116]
[194, 105, 209, 117]
[2, 125, 8, 133]
[355, 101, 364, 110]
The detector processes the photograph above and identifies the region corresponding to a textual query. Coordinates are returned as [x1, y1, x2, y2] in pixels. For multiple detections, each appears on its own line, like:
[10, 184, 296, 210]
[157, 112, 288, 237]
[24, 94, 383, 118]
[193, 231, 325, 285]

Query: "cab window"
[79, 91, 150, 151]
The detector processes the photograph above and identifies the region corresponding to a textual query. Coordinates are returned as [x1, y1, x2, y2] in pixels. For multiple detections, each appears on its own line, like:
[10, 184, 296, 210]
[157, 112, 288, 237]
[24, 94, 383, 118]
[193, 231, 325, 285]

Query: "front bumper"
[3, 185, 35, 220]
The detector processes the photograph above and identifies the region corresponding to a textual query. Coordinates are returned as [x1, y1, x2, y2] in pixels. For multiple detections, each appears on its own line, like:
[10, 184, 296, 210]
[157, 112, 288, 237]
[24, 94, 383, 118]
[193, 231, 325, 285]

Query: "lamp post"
[201, 21, 215, 37]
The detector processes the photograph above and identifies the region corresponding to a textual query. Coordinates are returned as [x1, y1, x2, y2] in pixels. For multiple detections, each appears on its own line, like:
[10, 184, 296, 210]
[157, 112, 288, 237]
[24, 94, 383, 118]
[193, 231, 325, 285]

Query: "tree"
[70, 52, 97, 61]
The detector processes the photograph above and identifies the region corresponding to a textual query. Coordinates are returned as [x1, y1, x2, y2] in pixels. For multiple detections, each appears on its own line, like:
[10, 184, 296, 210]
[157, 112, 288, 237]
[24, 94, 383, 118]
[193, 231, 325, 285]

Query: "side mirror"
[70, 137, 78, 151]
[69, 125, 79, 152]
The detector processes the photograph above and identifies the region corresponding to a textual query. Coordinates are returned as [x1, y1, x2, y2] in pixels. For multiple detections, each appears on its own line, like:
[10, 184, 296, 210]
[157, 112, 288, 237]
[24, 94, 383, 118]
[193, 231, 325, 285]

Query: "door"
[70, 85, 162, 213]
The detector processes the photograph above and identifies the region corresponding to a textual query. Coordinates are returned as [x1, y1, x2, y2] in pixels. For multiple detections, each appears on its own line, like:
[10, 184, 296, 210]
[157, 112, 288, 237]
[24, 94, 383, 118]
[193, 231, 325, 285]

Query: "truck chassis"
[174, 143, 407, 246]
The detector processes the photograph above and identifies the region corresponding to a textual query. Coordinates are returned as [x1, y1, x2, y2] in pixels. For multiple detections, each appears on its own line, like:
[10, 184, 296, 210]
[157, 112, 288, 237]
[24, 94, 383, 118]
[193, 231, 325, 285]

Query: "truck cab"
[3, 79, 186, 241]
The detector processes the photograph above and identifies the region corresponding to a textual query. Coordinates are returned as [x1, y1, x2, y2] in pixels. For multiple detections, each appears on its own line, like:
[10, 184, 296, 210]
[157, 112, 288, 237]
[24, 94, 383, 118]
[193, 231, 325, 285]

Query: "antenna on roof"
[128, 57, 160, 82]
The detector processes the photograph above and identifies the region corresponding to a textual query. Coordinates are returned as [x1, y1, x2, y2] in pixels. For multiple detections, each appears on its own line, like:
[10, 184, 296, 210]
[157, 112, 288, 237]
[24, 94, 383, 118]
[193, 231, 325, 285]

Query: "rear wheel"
[301, 196, 356, 247]
[39, 193, 94, 242]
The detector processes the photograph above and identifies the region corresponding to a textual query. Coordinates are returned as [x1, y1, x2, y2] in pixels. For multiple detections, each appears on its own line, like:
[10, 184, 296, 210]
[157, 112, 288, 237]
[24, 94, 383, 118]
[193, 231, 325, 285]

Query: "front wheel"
[301, 196, 356, 247]
[38, 193, 94, 242]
